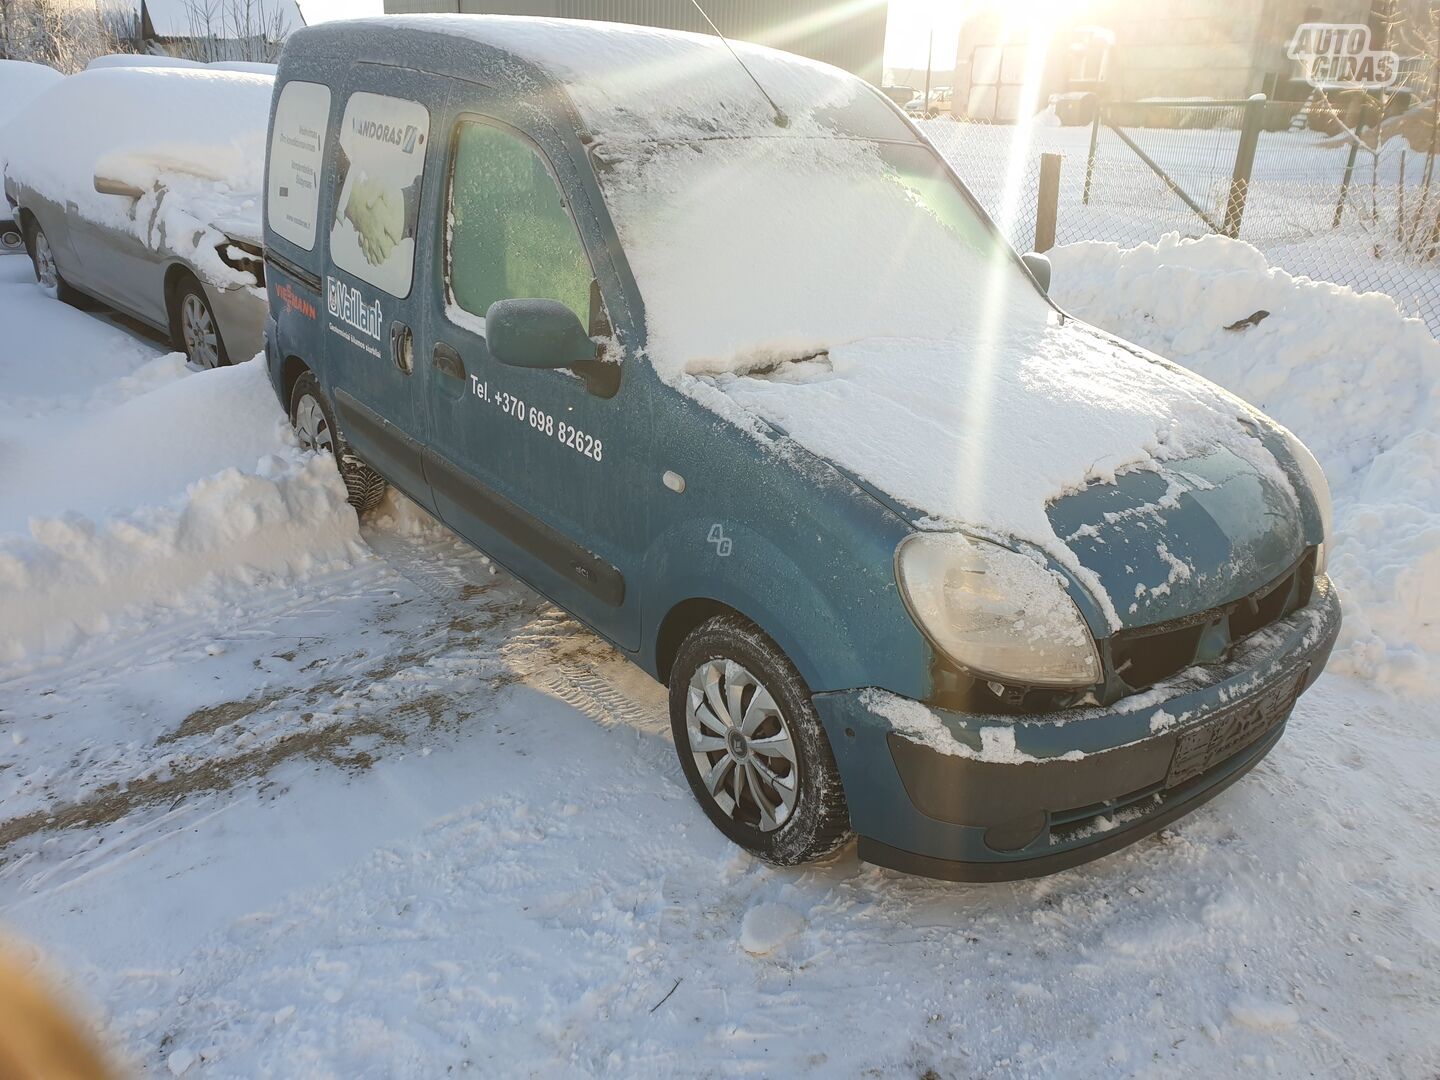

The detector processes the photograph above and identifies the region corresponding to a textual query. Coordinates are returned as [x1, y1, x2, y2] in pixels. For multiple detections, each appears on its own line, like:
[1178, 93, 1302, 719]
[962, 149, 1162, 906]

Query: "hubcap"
[686, 659, 798, 832]
[181, 293, 220, 368]
[294, 393, 333, 453]
[33, 233, 57, 290]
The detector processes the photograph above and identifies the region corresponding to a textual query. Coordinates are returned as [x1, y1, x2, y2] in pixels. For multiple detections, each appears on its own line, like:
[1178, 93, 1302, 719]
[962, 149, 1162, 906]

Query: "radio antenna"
[687, 0, 790, 128]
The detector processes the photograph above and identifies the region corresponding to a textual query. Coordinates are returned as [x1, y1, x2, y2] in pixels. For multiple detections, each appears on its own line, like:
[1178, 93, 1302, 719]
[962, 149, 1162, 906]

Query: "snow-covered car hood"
[708, 319, 1306, 632]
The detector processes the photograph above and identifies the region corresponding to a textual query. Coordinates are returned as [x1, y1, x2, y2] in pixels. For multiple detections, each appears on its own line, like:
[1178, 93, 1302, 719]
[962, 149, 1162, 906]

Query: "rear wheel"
[25, 221, 80, 305]
[171, 276, 229, 369]
[669, 615, 852, 866]
[288, 370, 388, 513]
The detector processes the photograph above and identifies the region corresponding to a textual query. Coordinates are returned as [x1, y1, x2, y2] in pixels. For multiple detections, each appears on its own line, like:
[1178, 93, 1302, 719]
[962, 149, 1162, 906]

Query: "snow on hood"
[713, 323, 1295, 630]
[2, 67, 272, 282]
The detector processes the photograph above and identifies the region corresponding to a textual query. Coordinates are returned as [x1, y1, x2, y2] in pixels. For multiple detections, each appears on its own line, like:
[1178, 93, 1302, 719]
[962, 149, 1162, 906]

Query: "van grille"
[1109, 550, 1316, 695]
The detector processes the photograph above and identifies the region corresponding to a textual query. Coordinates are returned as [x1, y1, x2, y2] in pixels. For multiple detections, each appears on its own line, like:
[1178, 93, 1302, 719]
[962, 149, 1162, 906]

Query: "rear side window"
[446, 121, 593, 328]
[329, 91, 430, 298]
[267, 80, 331, 250]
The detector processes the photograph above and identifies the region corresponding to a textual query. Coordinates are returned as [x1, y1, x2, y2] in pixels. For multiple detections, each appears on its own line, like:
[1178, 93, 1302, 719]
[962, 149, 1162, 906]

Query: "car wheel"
[171, 276, 229, 369]
[289, 371, 388, 513]
[669, 614, 852, 866]
[26, 221, 80, 304]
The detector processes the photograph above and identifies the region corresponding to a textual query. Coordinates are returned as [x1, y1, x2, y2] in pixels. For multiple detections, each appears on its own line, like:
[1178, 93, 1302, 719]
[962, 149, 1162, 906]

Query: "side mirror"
[94, 174, 145, 199]
[485, 298, 596, 370]
[1022, 251, 1052, 295]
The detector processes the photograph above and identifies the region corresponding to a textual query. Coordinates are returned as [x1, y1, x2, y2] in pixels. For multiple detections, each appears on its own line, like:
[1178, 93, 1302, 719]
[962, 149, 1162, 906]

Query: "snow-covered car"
[263, 16, 1340, 881]
[0, 59, 63, 253]
[2, 66, 271, 368]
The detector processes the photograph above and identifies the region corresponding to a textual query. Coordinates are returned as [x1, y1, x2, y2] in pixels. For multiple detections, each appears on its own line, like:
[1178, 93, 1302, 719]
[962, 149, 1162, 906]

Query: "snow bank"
[1, 67, 273, 271]
[0, 60, 62, 131]
[0, 360, 363, 667]
[1051, 234, 1440, 691]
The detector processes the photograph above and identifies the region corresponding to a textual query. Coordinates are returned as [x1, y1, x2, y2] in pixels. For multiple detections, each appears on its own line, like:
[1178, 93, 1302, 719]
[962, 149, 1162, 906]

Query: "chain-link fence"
[924, 102, 1440, 338]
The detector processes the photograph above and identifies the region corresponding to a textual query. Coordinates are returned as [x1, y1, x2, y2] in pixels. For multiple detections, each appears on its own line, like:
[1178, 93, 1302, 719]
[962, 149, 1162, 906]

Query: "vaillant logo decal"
[326, 275, 382, 340]
[351, 116, 421, 153]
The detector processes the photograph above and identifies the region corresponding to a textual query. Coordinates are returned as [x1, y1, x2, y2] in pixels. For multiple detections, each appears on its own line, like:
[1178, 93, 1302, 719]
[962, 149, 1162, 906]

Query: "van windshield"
[591, 134, 1053, 379]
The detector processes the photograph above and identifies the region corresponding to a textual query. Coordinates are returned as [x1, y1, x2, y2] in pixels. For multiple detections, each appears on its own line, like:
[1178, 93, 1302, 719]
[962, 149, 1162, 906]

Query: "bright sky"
[298, 0, 383, 24]
[883, 0, 966, 71]
[297, 0, 968, 74]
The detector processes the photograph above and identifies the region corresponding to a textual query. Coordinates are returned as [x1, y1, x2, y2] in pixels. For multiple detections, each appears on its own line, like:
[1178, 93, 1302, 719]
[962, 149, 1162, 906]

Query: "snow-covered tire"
[170, 274, 230, 369]
[288, 371, 388, 513]
[25, 220, 81, 305]
[669, 614, 852, 866]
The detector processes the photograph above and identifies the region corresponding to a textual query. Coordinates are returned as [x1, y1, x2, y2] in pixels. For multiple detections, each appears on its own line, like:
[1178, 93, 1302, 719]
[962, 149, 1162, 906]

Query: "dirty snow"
[1051, 234, 1440, 692]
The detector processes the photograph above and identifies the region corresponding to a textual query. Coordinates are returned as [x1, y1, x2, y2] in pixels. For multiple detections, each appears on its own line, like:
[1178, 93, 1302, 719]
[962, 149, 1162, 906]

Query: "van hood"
[705, 319, 1306, 632]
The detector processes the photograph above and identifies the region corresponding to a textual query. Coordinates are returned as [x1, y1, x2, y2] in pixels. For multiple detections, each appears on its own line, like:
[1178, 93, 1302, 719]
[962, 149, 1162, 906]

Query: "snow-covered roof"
[345, 15, 896, 144]
[87, 53, 205, 70]
[0, 60, 62, 131]
[142, 0, 304, 40]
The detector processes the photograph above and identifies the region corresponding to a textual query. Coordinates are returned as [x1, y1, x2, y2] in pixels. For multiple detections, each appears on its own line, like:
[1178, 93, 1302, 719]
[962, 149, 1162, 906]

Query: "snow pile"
[1, 67, 273, 268]
[0, 59, 62, 131]
[1051, 234, 1440, 691]
[0, 258, 363, 667]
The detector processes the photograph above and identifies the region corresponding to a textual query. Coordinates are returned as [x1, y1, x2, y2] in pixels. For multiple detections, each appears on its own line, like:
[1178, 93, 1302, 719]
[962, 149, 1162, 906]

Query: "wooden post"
[1035, 152, 1062, 253]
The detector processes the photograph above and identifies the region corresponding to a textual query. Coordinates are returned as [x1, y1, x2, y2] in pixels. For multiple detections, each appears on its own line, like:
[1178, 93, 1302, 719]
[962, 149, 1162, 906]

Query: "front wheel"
[669, 615, 852, 866]
[288, 371, 388, 513]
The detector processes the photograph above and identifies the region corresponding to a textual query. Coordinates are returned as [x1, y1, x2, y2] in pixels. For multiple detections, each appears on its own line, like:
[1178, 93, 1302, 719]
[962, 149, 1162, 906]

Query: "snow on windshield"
[595, 134, 1050, 376]
[2, 67, 273, 281]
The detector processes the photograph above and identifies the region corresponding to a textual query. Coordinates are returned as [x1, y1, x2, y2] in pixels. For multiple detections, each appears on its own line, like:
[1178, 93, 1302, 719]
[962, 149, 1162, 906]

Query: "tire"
[669, 614, 852, 866]
[288, 370, 388, 513]
[25, 220, 82, 305]
[170, 275, 230, 369]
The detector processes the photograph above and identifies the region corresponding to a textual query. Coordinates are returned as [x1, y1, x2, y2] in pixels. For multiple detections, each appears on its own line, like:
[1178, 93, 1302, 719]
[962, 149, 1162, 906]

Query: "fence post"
[1333, 137, 1361, 228]
[1224, 93, 1266, 237]
[1083, 99, 1101, 205]
[1035, 152, 1062, 253]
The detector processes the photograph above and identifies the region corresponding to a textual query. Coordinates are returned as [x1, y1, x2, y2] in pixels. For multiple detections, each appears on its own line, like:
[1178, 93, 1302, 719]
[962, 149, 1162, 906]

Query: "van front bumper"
[813, 577, 1342, 882]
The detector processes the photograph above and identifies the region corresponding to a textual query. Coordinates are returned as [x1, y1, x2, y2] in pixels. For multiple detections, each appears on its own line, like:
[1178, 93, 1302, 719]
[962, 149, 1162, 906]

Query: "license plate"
[1165, 670, 1305, 788]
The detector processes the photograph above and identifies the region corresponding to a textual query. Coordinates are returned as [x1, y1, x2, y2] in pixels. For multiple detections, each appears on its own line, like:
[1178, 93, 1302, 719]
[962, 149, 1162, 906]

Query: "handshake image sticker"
[344, 174, 406, 267]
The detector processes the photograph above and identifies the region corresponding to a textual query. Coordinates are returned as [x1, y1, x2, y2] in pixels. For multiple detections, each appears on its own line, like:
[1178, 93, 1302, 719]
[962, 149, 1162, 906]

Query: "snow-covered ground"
[0, 231, 1437, 1079]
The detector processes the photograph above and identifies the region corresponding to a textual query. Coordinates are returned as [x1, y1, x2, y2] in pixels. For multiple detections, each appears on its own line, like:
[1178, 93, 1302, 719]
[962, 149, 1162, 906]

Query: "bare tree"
[176, 0, 294, 62]
[1, 0, 143, 71]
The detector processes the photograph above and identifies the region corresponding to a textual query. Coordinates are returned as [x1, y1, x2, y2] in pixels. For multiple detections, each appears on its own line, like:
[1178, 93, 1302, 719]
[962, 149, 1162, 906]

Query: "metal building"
[380, 0, 889, 84]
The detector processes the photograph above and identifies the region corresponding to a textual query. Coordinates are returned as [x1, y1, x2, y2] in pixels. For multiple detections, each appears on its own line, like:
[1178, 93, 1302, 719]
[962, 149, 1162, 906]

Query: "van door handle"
[390, 321, 413, 374]
[433, 342, 465, 380]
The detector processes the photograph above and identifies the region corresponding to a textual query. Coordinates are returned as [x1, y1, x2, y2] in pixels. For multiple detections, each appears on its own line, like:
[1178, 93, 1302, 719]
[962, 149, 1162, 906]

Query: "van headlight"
[1277, 424, 1332, 572]
[895, 534, 1101, 688]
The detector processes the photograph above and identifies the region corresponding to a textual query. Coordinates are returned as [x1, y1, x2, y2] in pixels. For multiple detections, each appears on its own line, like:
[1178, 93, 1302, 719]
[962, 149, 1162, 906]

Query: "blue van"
[261, 16, 1341, 881]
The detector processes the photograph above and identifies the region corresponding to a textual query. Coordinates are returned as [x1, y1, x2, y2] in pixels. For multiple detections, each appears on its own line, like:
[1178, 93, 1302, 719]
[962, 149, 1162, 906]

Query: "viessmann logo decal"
[350, 115, 421, 153]
[326, 275, 382, 340]
[275, 281, 316, 320]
